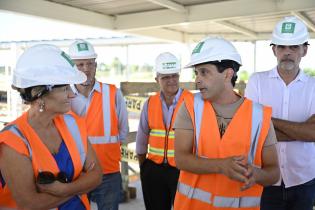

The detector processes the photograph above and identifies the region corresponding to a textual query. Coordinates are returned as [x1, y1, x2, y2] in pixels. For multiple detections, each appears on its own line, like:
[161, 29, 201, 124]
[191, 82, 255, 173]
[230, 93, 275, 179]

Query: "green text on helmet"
[281, 22, 295, 34]
[192, 42, 205, 54]
[76, 43, 89, 52]
[69, 39, 97, 60]
[155, 52, 181, 74]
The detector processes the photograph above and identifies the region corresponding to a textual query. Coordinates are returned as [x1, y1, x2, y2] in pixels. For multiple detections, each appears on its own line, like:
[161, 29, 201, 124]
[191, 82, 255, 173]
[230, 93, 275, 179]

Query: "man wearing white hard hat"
[0, 44, 102, 209]
[173, 37, 279, 210]
[245, 16, 315, 210]
[69, 40, 129, 210]
[136, 52, 192, 210]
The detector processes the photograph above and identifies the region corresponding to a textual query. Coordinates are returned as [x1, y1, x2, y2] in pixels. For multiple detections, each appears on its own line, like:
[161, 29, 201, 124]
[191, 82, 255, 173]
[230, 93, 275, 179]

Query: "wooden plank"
[121, 81, 246, 96]
[120, 82, 196, 95]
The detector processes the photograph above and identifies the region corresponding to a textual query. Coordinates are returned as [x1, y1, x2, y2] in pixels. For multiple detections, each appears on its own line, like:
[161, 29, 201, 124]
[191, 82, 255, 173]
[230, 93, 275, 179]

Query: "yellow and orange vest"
[86, 82, 121, 174]
[147, 90, 192, 167]
[174, 93, 271, 210]
[0, 112, 90, 209]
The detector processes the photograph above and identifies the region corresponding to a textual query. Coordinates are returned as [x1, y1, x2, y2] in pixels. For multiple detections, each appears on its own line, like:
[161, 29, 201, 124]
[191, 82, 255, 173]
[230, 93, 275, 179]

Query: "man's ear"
[225, 68, 234, 81]
[302, 45, 308, 57]
[272, 45, 276, 56]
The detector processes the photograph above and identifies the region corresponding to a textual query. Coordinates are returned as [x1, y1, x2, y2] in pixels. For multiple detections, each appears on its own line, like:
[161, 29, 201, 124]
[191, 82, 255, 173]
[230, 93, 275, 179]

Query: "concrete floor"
[120, 179, 145, 210]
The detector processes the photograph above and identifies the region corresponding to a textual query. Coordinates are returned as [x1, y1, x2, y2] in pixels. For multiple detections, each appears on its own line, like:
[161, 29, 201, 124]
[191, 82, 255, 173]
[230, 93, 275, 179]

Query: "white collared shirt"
[245, 67, 315, 188]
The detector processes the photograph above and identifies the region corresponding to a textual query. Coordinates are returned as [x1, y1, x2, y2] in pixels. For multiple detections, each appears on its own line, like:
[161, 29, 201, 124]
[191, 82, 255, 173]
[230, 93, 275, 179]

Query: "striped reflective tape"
[178, 182, 260, 207]
[89, 135, 119, 144]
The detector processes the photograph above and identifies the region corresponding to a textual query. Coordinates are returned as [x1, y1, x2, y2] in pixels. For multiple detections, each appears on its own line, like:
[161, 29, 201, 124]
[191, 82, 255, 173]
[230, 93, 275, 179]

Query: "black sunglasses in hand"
[37, 171, 69, 184]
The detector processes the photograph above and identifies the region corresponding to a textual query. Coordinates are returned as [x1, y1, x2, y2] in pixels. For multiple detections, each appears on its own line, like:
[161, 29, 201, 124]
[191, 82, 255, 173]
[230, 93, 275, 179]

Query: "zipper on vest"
[163, 131, 169, 164]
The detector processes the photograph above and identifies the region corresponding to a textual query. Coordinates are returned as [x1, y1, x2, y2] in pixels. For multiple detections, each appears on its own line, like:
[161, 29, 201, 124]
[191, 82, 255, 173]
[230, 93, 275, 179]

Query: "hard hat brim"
[12, 67, 87, 88]
[70, 54, 97, 60]
[156, 68, 181, 75]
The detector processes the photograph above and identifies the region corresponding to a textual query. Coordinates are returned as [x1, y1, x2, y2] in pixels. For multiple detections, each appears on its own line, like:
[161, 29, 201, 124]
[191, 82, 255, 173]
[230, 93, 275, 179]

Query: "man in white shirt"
[245, 16, 315, 210]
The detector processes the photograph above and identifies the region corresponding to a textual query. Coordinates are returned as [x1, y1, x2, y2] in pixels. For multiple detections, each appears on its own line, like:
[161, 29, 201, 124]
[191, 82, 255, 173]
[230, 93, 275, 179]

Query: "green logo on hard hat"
[162, 62, 176, 69]
[61, 51, 75, 67]
[192, 41, 205, 54]
[281, 22, 295, 33]
[77, 43, 89, 51]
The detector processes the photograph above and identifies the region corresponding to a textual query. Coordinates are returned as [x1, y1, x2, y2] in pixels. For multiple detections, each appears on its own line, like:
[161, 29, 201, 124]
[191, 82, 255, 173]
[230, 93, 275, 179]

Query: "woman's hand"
[37, 181, 69, 197]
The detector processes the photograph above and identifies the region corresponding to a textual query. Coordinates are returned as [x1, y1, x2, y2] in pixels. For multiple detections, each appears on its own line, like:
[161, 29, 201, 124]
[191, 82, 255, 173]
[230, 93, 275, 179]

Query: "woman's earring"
[39, 101, 45, 112]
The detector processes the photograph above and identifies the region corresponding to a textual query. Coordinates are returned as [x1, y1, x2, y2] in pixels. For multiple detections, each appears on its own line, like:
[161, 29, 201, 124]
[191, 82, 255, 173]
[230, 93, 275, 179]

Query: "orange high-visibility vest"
[0, 112, 90, 210]
[147, 90, 192, 167]
[174, 93, 271, 210]
[86, 82, 120, 174]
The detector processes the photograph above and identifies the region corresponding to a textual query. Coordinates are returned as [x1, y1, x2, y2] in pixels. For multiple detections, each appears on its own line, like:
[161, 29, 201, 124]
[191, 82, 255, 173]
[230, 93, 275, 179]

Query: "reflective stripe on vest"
[89, 83, 119, 144]
[4, 118, 86, 165]
[177, 182, 212, 204]
[148, 147, 175, 157]
[193, 93, 204, 156]
[2, 124, 33, 158]
[177, 182, 261, 208]
[149, 129, 175, 157]
[194, 93, 263, 162]
[248, 102, 263, 165]
[149, 129, 175, 138]
[213, 195, 260, 208]
[63, 114, 86, 167]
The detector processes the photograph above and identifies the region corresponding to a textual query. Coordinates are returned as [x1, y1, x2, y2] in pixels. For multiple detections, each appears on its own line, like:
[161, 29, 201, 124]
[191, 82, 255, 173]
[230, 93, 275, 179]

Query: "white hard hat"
[271, 16, 309, 46]
[68, 39, 97, 60]
[13, 44, 87, 88]
[185, 37, 242, 68]
[155, 52, 181, 74]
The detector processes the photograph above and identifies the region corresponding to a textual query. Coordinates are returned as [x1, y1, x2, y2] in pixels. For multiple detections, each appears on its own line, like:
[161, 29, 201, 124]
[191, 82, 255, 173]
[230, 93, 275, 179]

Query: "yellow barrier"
[121, 144, 138, 163]
[125, 95, 147, 114]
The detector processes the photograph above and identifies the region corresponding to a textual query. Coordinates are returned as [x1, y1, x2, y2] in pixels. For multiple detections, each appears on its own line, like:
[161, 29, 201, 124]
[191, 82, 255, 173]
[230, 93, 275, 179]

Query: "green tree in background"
[303, 68, 315, 77]
[97, 63, 110, 72]
[141, 63, 153, 72]
[0, 66, 5, 75]
[238, 70, 249, 82]
[130, 64, 139, 73]
[111, 57, 125, 74]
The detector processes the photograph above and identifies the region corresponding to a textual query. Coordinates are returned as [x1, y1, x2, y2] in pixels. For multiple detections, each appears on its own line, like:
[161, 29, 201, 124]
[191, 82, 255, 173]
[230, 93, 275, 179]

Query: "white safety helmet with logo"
[271, 16, 309, 46]
[155, 52, 181, 74]
[68, 39, 97, 60]
[185, 37, 242, 68]
[13, 44, 86, 89]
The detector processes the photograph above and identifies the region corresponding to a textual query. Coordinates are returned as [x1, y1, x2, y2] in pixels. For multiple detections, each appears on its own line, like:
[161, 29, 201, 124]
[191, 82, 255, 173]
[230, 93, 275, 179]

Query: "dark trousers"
[140, 159, 179, 210]
[261, 178, 315, 210]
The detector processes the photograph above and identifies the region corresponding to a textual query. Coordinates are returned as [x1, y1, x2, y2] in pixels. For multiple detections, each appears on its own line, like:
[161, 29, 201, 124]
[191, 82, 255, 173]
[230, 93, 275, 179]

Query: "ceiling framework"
[1, 0, 315, 43]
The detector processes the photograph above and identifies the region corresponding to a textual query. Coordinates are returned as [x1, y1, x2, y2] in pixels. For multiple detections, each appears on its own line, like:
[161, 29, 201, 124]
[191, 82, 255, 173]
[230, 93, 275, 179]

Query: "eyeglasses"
[37, 171, 69, 184]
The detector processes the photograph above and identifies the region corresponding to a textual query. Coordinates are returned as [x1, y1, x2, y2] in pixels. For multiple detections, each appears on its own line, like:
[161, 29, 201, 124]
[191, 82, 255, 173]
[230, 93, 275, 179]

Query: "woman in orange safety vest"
[0, 44, 102, 210]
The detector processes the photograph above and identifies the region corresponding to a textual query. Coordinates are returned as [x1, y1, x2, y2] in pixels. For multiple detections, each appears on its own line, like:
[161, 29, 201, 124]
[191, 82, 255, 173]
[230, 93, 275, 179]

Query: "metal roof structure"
[1, 0, 315, 43]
